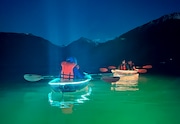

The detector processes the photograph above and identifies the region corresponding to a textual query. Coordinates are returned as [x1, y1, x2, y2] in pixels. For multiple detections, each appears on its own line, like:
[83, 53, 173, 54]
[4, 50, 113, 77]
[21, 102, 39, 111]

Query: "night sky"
[0, 0, 180, 46]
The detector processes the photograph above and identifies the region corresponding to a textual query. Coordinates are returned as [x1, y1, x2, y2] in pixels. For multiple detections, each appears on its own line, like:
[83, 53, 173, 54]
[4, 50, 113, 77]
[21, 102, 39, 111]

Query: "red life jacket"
[61, 61, 76, 79]
[120, 64, 126, 70]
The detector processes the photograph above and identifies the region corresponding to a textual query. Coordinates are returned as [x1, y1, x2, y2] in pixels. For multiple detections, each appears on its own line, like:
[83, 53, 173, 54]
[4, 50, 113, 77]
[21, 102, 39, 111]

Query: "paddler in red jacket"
[61, 57, 84, 80]
[127, 60, 136, 70]
[61, 57, 77, 80]
[118, 60, 128, 70]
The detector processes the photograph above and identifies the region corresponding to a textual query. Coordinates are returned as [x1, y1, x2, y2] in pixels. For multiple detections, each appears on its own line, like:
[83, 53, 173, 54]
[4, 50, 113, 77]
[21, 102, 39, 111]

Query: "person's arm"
[133, 66, 136, 70]
[75, 65, 80, 69]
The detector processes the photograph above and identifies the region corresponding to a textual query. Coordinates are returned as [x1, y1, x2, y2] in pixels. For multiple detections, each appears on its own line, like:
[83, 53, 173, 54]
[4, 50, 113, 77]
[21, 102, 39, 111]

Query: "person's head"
[122, 60, 126, 64]
[128, 61, 132, 64]
[66, 57, 77, 64]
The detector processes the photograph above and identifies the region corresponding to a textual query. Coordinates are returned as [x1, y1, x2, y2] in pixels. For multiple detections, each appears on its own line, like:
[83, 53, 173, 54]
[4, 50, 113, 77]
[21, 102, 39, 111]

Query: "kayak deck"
[48, 77, 91, 92]
[111, 69, 138, 74]
[111, 69, 139, 81]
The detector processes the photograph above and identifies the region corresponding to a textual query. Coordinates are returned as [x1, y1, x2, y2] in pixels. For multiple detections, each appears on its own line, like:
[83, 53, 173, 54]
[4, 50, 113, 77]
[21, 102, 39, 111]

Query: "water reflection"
[110, 72, 139, 91]
[111, 80, 139, 91]
[113, 73, 139, 81]
[48, 86, 92, 113]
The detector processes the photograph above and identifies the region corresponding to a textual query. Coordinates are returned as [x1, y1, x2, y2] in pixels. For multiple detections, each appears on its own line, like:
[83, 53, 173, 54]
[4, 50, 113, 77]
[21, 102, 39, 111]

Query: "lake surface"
[0, 74, 180, 124]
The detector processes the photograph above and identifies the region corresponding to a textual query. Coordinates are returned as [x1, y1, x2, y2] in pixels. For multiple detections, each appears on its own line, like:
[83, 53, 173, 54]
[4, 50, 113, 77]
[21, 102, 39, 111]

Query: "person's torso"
[120, 64, 127, 70]
[61, 61, 76, 79]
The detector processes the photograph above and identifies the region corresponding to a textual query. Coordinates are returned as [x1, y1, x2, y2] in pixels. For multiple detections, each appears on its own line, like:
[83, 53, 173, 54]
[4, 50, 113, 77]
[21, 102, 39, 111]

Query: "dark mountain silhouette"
[120, 12, 180, 64]
[62, 12, 180, 74]
[118, 12, 180, 74]
[0, 32, 63, 79]
[63, 37, 99, 72]
[1, 12, 180, 79]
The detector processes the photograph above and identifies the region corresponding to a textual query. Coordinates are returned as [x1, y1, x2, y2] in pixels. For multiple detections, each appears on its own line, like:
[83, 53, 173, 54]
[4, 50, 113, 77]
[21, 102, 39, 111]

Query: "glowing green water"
[0, 74, 180, 124]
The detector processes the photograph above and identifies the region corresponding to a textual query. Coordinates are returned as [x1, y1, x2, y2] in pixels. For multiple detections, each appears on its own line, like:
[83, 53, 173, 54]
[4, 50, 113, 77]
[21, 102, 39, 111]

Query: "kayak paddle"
[101, 76, 120, 83]
[24, 74, 55, 82]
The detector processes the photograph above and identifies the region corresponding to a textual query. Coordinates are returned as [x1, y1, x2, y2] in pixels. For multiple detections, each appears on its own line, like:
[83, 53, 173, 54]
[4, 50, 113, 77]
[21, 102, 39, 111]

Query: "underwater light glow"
[48, 87, 92, 108]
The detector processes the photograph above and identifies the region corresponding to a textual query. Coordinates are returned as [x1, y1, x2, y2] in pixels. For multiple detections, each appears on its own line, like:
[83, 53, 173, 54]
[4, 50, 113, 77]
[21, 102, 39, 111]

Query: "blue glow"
[0, 0, 180, 46]
[48, 78, 91, 85]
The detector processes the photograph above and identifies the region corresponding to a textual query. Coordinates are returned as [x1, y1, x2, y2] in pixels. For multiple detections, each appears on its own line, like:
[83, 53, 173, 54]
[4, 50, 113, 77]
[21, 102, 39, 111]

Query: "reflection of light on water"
[48, 86, 92, 108]
[114, 73, 139, 81]
[48, 92, 75, 108]
[76, 87, 92, 103]
[111, 72, 139, 91]
[111, 81, 139, 91]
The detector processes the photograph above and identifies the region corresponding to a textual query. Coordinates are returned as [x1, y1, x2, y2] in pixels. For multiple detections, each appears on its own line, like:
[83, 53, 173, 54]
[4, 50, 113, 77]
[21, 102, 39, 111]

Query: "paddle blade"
[137, 69, 147, 73]
[24, 74, 43, 82]
[135, 66, 141, 69]
[142, 65, 152, 69]
[101, 76, 120, 83]
[108, 66, 116, 70]
[99, 68, 108, 72]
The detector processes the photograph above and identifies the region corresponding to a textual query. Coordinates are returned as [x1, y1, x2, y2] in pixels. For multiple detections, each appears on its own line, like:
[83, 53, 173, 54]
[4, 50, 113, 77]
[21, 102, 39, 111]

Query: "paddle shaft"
[24, 73, 102, 82]
[24, 74, 57, 82]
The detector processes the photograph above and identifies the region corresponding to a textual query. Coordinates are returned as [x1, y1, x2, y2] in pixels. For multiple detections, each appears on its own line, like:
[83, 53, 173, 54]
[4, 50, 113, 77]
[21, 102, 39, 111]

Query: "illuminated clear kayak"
[48, 74, 92, 92]
[111, 69, 138, 74]
[111, 69, 139, 81]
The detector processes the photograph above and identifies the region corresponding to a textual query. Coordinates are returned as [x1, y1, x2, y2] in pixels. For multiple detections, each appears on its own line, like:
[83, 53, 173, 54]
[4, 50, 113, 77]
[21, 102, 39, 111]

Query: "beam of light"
[41, 1, 69, 74]
[41, 0, 84, 74]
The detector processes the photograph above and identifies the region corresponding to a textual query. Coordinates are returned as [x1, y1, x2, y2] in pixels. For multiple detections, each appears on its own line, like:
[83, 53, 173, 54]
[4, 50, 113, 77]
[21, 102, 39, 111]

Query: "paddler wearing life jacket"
[127, 60, 136, 70]
[61, 57, 77, 80]
[118, 60, 128, 70]
[60, 57, 84, 80]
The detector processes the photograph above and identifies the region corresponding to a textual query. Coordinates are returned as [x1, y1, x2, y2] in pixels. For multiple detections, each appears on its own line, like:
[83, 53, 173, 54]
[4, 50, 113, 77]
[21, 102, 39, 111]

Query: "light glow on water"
[48, 86, 92, 108]
[0, 74, 180, 124]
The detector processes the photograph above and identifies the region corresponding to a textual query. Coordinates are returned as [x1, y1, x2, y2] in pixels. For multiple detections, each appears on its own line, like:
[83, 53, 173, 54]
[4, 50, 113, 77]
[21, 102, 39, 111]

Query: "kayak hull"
[111, 69, 138, 74]
[48, 76, 91, 92]
[111, 69, 139, 81]
[101, 76, 120, 82]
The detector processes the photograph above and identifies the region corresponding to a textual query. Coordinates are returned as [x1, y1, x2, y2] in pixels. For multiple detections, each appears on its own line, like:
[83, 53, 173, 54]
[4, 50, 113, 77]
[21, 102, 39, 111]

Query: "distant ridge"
[152, 12, 180, 22]
[0, 12, 180, 77]
[67, 37, 99, 46]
